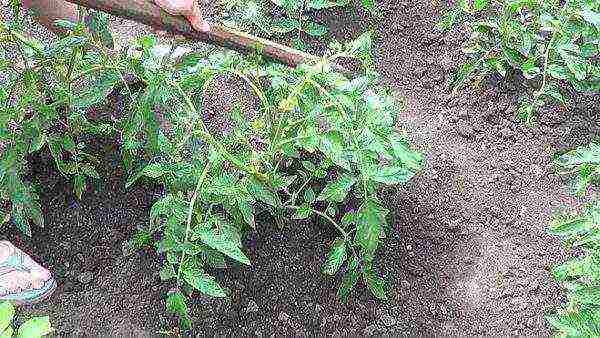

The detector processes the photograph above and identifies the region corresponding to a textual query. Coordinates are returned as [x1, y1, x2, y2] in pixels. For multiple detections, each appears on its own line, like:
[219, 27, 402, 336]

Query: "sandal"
[0, 241, 56, 305]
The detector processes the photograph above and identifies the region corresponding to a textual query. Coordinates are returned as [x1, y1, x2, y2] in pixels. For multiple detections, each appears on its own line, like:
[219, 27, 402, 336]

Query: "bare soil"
[2, 0, 599, 336]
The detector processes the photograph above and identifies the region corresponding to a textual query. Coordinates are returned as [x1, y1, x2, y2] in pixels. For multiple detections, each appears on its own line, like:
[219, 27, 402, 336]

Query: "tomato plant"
[1, 1, 421, 330]
[221, 0, 378, 50]
[440, 0, 599, 123]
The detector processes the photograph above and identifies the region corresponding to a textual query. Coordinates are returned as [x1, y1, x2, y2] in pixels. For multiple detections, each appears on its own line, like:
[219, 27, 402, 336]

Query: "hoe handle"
[64, 0, 320, 68]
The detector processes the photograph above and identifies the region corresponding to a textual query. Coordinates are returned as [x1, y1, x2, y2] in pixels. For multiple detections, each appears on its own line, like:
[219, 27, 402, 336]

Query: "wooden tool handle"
[64, 0, 320, 68]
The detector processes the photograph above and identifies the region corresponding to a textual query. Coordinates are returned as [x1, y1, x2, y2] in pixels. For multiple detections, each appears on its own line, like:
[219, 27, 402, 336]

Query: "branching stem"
[176, 161, 210, 285]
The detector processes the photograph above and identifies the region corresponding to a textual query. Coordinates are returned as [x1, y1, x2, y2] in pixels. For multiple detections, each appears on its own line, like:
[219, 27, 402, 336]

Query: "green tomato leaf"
[363, 270, 387, 301]
[559, 50, 587, 81]
[361, 0, 376, 10]
[195, 226, 251, 266]
[17, 316, 53, 338]
[542, 84, 566, 106]
[166, 291, 192, 330]
[0, 301, 15, 334]
[304, 187, 316, 204]
[246, 176, 281, 207]
[368, 165, 415, 185]
[473, 0, 489, 11]
[182, 267, 227, 298]
[319, 132, 351, 171]
[293, 203, 313, 220]
[205, 250, 227, 269]
[237, 199, 255, 228]
[53, 19, 77, 31]
[1, 326, 13, 338]
[159, 264, 177, 281]
[338, 267, 359, 302]
[322, 238, 347, 275]
[272, 18, 301, 34]
[307, 0, 349, 9]
[73, 174, 86, 200]
[552, 255, 596, 282]
[438, 10, 459, 32]
[72, 69, 120, 109]
[450, 60, 478, 92]
[303, 21, 328, 37]
[548, 64, 569, 80]
[317, 174, 357, 203]
[517, 98, 537, 123]
[486, 57, 507, 77]
[348, 31, 373, 56]
[355, 199, 387, 261]
[581, 8, 600, 29]
[126, 163, 166, 188]
[301, 161, 316, 172]
[86, 11, 114, 49]
[341, 211, 356, 227]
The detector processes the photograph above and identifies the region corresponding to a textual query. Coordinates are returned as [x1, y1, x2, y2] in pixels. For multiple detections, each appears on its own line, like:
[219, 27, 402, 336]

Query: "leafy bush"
[123, 32, 422, 327]
[440, 0, 599, 123]
[0, 4, 116, 235]
[221, 0, 377, 49]
[548, 201, 600, 336]
[0, 301, 53, 338]
[555, 140, 600, 196]
[548, 140, 600, 335]
[1, 2, 422, 330]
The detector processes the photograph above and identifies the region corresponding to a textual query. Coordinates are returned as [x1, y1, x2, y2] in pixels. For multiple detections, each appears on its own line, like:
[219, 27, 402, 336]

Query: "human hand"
[154, 0, 210, 32]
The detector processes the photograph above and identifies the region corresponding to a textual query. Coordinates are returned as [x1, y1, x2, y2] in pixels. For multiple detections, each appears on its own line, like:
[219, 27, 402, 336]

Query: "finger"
[186, 4, 210, 32]
[154, 0, 196, 16]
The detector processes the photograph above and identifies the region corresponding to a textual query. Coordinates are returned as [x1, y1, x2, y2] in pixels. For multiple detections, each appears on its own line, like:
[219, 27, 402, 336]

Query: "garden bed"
[2, 0, 599, 335]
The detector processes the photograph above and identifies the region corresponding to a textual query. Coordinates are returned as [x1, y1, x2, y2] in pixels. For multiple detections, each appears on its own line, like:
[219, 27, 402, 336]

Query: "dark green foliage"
[221, 0, 378, 48]
[549, 140, 600, 335]
[1, 301, 53, 337]
[555, 140, 600, 196]
[0, 8, 116, 235]
[440, 0, 599, 123]
[548, 201, 600, 337]
[123, 31, 423, 320]
[1, 2, 421, 331]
